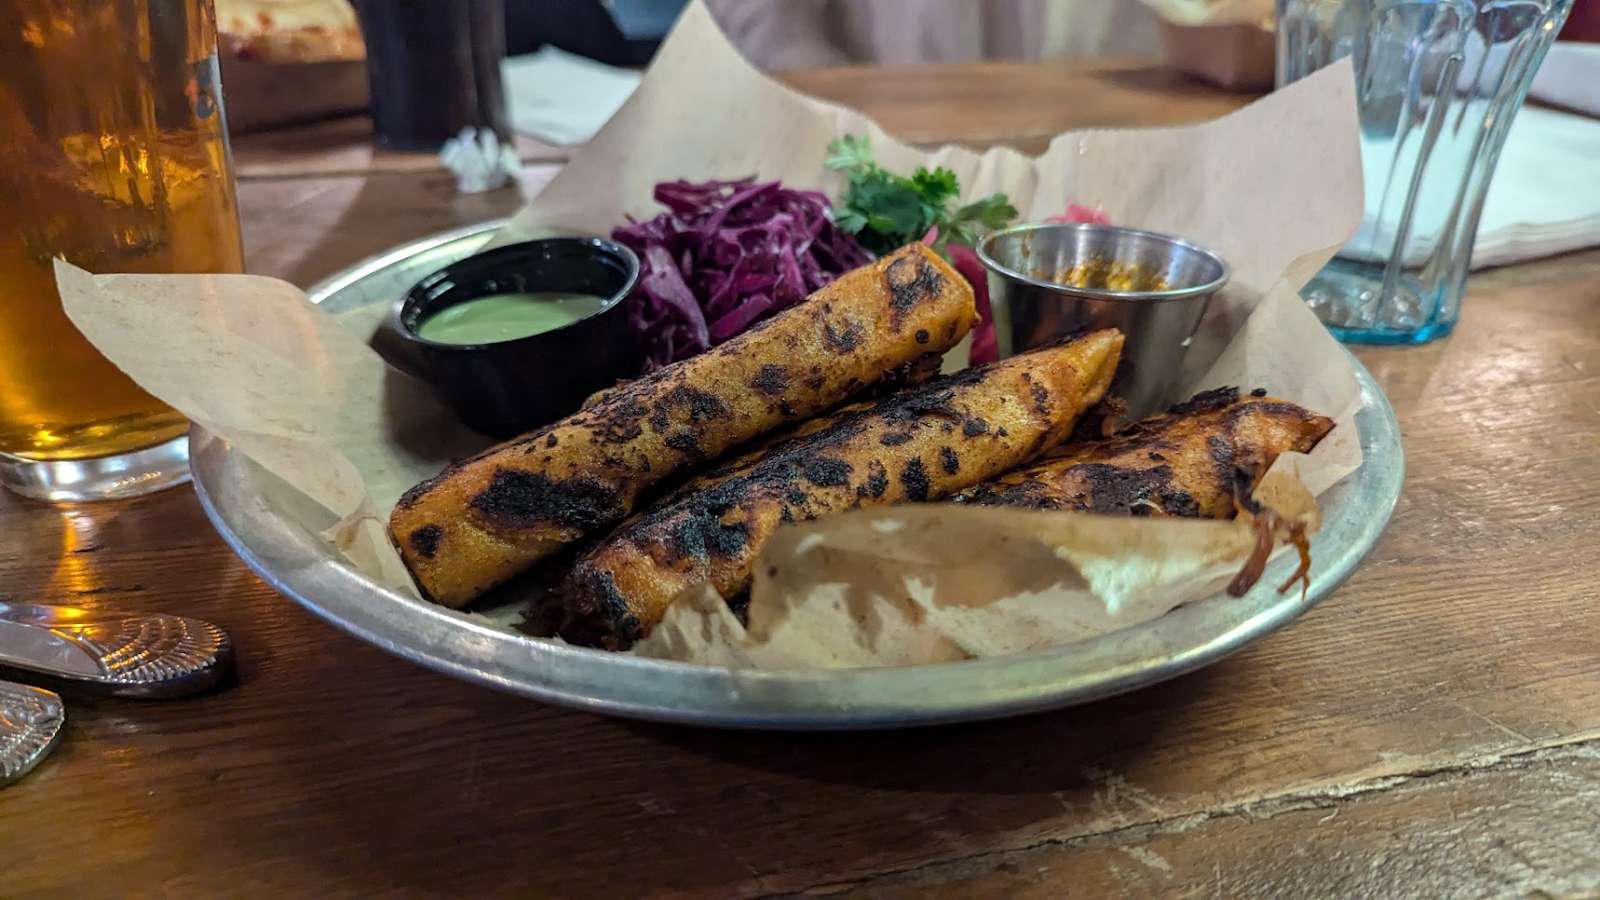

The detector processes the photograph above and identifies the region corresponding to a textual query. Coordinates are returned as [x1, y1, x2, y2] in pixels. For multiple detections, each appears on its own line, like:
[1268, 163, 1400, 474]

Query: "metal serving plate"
[190, 219, 1405, 730]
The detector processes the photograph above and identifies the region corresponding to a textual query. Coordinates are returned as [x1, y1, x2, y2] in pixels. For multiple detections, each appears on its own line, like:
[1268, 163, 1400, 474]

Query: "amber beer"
[0, 0, 242, 496]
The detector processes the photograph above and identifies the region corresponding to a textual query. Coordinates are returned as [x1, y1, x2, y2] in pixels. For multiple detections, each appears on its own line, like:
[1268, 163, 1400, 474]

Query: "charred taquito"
[560, 329, 1125, 648]
[391, 243, 978, 607]
[951, 387, 1334, 516]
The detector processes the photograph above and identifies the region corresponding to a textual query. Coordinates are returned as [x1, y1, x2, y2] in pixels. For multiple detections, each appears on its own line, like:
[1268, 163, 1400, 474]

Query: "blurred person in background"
[505, 0, 1162, 70]
[1560, 0, 1599, 40]
[506, 0, 1594, 73]
[504, 0, 689, 65]
[701, 0, 1163, 70]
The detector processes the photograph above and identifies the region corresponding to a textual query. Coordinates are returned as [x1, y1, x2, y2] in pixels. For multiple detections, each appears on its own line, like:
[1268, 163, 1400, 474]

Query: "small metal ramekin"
[977, 222, 1230, 418]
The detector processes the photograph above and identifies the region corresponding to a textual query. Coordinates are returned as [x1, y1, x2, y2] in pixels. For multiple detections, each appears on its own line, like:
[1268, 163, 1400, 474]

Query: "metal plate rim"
[191, 220, 1404, 730]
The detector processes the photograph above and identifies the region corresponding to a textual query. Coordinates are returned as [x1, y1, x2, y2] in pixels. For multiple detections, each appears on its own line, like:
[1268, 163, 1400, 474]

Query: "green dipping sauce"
[416, 292, 609, 345]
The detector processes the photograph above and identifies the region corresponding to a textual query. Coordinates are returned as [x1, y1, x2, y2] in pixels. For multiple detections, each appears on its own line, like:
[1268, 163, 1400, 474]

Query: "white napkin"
[1473, 104, 1600, 268]
[501, 47, 643, 147]
[1528, 42, 1600, 118]
[1337, 103, 1600, 271]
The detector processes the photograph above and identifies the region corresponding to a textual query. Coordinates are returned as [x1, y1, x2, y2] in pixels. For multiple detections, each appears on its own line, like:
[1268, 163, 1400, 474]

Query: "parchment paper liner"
[57, 0, 1365, 670]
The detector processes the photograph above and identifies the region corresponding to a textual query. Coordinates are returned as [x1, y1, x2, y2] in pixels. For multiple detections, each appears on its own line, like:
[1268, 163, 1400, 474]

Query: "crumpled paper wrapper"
[638, 470, 1319, 668]
[55, 0, 1366, 670]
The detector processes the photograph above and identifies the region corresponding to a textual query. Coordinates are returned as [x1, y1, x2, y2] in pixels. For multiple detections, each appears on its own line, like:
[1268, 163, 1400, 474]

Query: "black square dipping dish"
[374, 237, 642, 439]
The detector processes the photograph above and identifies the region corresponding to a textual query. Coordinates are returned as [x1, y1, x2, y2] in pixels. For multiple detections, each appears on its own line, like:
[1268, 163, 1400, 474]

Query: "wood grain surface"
[783, 59, 1255, 154]
[231, 118, 570, 179]
[229, 57, 1251, 177]
[2, 60, 1598, 899]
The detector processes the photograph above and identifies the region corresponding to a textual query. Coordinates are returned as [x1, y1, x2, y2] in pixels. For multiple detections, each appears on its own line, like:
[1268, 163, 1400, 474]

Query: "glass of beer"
[0, 0, 243, 502]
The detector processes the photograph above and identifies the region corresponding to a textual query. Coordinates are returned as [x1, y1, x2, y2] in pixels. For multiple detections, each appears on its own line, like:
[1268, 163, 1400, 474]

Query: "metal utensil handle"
[0, 603, 234, 699]
[0, 680, 64, 787]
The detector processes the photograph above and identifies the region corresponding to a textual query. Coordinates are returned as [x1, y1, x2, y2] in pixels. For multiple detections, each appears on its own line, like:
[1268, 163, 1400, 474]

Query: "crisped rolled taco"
[391, 243, 977, 607]
[560, 329, 1125, 648]
[951, 387, 1334, 517]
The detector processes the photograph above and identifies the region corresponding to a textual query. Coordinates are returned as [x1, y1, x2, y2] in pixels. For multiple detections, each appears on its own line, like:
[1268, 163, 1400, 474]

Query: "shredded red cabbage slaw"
[611, 178, 874, 369]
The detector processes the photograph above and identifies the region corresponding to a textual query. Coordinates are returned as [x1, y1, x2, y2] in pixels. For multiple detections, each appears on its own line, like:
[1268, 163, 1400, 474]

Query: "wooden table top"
[5, 60, 1599, 899]
[228, 57, 1242, 177]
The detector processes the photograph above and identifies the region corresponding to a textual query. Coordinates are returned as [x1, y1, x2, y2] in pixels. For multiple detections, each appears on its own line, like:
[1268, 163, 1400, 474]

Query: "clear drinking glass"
[1277, 0, 1574, 344]
[348, 0, 509, 152]
[0, 0, 244, 501]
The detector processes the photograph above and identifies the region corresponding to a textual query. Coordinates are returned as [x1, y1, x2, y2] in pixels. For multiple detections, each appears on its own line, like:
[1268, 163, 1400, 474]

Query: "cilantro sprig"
[825, 135, 1017, 257]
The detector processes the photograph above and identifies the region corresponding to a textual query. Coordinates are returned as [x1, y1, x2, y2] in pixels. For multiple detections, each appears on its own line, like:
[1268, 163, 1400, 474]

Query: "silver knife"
[0, 679, 64, 788]
[0, 602, 233, 699]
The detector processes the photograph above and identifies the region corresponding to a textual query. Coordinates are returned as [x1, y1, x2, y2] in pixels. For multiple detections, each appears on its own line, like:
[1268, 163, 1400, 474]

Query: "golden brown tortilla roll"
[950, 387, 1334, 516]
[559, 329, 1124, 648]
[391, 243, 977, 607]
